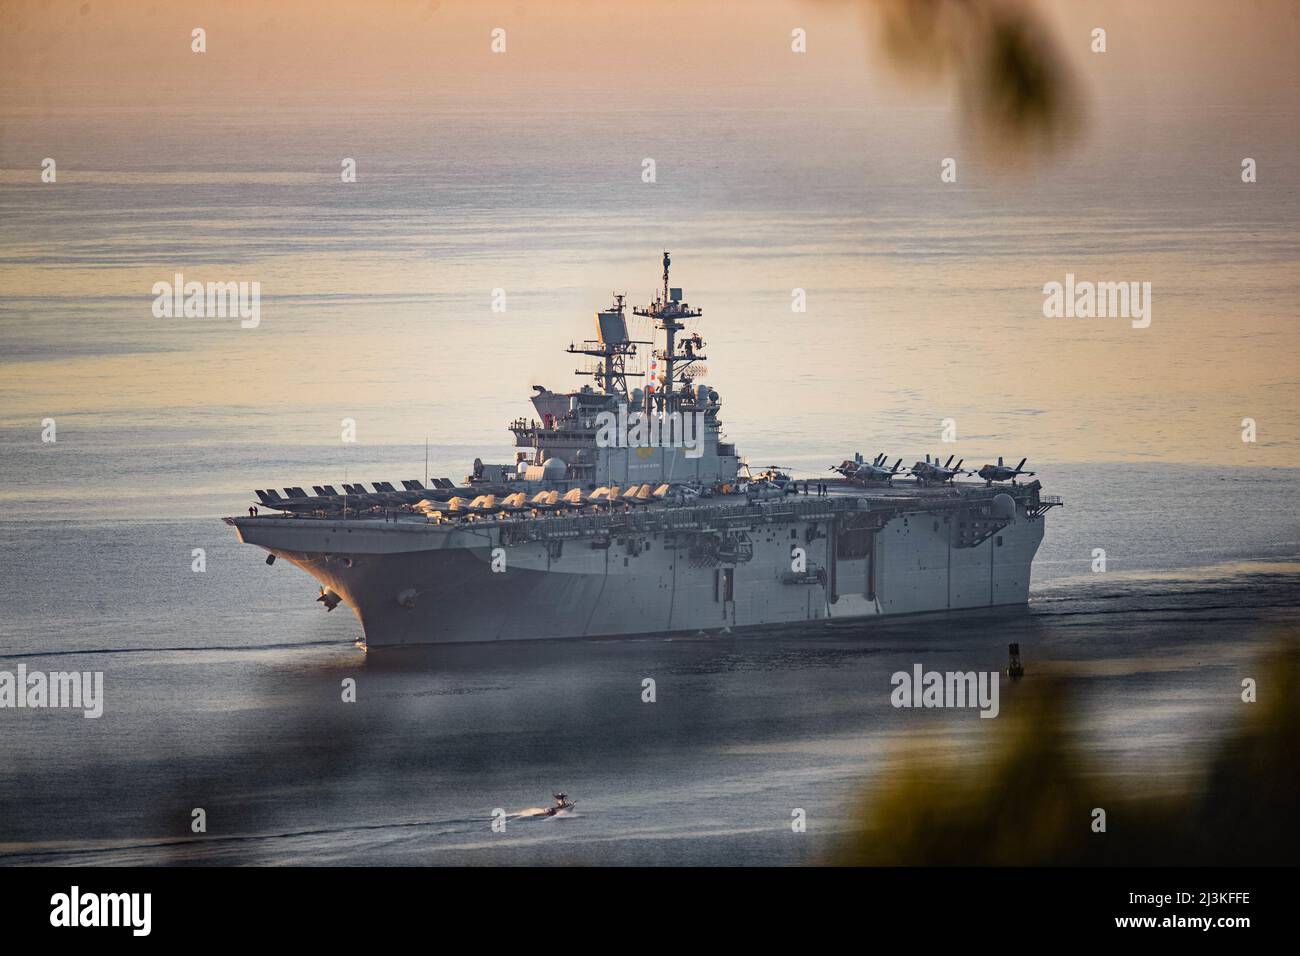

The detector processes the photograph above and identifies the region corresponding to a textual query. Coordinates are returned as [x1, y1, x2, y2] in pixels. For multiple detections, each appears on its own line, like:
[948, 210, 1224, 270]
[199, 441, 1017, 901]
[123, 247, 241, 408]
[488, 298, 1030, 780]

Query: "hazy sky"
[1, 0, 1297, 467]
[2, 1, 1297, 106]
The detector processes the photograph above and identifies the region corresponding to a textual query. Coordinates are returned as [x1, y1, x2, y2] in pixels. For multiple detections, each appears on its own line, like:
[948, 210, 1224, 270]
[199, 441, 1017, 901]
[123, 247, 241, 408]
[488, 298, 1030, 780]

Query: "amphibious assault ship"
[226, 254, 1061, 648]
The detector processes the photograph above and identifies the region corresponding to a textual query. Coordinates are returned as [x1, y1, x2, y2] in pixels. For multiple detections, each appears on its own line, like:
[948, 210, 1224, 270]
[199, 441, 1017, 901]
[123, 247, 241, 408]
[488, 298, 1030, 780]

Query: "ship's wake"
[513, 808, 577, 820]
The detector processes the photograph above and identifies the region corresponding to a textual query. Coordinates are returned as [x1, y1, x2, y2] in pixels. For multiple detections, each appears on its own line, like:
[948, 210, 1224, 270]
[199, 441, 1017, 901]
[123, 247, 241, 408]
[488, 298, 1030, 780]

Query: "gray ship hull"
[230, 490, 1049, 648]
[227, 257, 1060, 649]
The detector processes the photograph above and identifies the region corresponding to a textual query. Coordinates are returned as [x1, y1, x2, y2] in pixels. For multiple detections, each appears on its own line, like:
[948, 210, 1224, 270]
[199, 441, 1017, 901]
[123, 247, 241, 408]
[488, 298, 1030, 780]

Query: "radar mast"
[567, 292, 650, 398]
[632, 251, 706, 413]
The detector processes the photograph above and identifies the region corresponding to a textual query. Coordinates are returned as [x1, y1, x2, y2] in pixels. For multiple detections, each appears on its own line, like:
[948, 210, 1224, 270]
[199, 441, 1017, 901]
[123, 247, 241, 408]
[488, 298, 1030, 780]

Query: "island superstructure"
[226, 254, 1061, 648]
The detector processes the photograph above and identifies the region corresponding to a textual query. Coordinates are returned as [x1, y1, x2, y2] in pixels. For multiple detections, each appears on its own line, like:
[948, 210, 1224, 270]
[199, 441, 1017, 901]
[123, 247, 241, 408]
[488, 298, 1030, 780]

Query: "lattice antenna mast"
[567, 292, 649, 398]
[632, 251, 705, 413]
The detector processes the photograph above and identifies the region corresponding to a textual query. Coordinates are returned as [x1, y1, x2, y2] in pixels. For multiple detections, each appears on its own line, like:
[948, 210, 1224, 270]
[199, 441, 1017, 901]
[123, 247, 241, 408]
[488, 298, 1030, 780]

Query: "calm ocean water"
[1, 82, 1297, 863]
[0, 434, 1296, 863]
[2, 107, 1297, 463]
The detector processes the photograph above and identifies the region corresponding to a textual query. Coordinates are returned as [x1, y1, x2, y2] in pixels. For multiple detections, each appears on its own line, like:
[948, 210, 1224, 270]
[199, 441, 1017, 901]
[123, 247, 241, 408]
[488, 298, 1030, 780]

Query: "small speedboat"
[542, 792, 576, 816]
